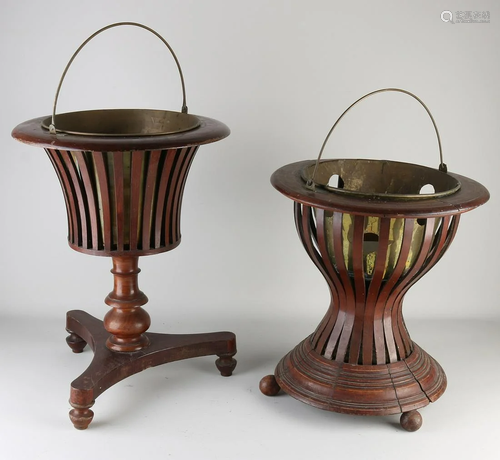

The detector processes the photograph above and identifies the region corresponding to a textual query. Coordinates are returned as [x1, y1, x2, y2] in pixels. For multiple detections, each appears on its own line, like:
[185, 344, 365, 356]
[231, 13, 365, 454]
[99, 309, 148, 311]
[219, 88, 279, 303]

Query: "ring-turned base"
[260, 335, 444, 430]
[66, 310, 237, 430]
[274, 336, 445, 416]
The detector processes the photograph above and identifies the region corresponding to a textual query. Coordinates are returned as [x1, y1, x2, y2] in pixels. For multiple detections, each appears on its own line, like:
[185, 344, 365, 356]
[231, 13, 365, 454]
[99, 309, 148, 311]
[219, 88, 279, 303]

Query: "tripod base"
[66, 310, 237, 430]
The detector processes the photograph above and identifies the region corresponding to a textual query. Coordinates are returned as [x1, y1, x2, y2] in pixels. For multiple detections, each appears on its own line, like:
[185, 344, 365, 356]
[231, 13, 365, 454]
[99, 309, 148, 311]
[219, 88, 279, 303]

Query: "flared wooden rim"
[12, 114, 229, 152]
[271, 160, 489, 218]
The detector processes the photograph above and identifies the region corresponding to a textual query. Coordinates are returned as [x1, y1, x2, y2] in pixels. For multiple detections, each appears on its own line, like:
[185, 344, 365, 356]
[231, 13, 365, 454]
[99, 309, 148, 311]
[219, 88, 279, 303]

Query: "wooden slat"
[141, 150, 161, 250]
[361, 217, 391, 364]
[129, 151, 144, 250]
[170, 148, 193, 243]
[348, 215, 367, 364]
[385, 218, 437, 361]
[164, 149, 185, 245]
[112, 152, 125, 251]
[298, 206, 337, 353]
[373, 219, 415, 364]
[295, 206, 334, 296]
[112, 153, 124, 250]
[334, 214, 358, 362]
[154, 150, 176, 248]
[324, 212, 354, 361]
[314, 209, 342, 352]
[173, 147, 198, 241]
[46, 149, 73, 243]
[48, 149, 79, 246]
[61, 151, 88, 248]
[75, 152, 100, 250]
[93, 152, 113, 252]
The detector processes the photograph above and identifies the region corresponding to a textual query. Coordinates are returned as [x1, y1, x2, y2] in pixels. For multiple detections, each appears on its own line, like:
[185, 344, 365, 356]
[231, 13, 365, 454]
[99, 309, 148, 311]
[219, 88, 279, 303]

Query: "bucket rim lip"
[272, 160, 490, 218]
[40, 108, 200, 137]
[301, 158, 462, 201]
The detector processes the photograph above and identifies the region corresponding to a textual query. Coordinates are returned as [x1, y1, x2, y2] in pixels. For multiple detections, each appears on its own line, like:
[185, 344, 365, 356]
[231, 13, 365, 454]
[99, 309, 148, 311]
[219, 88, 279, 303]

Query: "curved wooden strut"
[260, 203, 458, 432]
[66, 256, 237, 430]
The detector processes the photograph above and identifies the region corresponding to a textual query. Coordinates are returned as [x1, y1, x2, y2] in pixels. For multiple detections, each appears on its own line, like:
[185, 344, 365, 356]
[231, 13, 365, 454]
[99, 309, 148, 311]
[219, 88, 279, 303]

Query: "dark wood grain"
[272, 337, 445, 416]
[42, 147, 201, 257]
[12, 115, 229, 152]
[103, 256, 150, 352]
[67, 309, 236, 430]
[13, 112, 235, 430]
[262, 159, 489, 431]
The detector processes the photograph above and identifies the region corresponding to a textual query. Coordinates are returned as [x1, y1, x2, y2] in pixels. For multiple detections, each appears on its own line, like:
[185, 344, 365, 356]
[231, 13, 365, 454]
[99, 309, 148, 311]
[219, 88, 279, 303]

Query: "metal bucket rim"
[41, 108, 200, 137]
[301, 158, 461, 200]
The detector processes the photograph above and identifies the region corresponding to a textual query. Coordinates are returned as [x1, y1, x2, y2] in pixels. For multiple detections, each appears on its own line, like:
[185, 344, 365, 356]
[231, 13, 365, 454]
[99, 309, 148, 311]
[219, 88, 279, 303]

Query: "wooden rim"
[271, 160, 489, 218]
[12, 114, 229, 152]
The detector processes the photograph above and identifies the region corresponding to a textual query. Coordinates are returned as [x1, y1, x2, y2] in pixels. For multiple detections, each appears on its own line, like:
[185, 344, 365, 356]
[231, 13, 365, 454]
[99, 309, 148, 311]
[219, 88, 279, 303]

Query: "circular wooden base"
[274, 336, 446, 416]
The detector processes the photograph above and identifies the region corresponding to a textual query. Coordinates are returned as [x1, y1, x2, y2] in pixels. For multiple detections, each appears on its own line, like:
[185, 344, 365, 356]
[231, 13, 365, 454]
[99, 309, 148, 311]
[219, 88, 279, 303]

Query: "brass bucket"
[37, 22, 210, 255]
[302, 88, 461, 278]
[41, 22, 199, 136]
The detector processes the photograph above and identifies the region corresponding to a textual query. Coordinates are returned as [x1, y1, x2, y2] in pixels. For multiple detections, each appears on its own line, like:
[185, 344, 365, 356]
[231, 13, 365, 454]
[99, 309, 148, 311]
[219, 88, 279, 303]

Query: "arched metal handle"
[49, 22, 188, 134]
[307, 88, 447, 190]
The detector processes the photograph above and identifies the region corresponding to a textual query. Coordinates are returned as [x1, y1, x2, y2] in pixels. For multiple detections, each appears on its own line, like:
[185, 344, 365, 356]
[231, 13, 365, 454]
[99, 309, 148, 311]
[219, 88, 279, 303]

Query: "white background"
[1, 1, 499, 459]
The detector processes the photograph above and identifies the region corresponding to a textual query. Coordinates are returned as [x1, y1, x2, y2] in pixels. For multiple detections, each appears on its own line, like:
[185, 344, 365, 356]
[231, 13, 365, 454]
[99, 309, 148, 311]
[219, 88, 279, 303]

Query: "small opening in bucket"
[328, 174, 344, 189]
[419, 184, 435, 195]
[364, 232, 379, 242]
[301, 159, 461, 200]
[363, 232, 379, 254]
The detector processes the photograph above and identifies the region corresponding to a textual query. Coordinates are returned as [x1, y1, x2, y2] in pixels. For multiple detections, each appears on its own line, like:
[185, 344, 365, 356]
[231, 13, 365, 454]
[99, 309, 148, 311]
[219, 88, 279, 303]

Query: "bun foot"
[66, 332, 87, 353]
[400, 410, 423, 432]
[259, 375, 281, 396]
[69, 402, 94, 430]
[215, 354, 237, 377]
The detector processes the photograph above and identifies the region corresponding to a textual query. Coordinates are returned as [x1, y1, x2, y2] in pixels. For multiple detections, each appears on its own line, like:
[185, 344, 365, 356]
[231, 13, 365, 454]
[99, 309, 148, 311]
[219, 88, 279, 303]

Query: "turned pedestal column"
[104, 256, 150, 352]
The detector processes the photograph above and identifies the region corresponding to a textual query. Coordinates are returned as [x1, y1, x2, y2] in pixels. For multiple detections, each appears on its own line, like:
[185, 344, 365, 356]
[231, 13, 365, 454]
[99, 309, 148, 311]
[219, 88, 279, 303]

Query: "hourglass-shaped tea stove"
[259, 89, 489, 431]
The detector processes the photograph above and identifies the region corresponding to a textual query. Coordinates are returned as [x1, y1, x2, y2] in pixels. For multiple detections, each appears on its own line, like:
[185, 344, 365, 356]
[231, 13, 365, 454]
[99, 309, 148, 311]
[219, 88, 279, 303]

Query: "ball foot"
[215, 354, 237, 377]
[66, 332, 87, 353]
[400, 410, 423, 432]
[259, 375, 281, 396]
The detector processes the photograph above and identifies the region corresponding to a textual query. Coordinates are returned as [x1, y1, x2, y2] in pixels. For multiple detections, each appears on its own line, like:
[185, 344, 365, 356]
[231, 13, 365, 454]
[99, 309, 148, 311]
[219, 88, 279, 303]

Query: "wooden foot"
[66, 332, 87, 353]
[66, 309, 237, 430]
[215, 354, 237, 377]
[259, 374, 281, 396]
[69, 401, 94, 430]
[400, 410, 423, 432]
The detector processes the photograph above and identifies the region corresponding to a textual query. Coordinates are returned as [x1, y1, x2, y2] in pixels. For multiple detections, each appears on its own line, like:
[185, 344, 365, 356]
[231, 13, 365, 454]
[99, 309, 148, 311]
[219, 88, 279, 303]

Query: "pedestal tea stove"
[259, 89, 489, 431]
[12, 23, 236, 430]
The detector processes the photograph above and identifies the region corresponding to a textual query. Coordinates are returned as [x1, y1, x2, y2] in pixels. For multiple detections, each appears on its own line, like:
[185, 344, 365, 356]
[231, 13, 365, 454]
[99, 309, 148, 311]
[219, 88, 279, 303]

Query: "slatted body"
[295, 203, 460, 365]
[46, 147, 198, 256]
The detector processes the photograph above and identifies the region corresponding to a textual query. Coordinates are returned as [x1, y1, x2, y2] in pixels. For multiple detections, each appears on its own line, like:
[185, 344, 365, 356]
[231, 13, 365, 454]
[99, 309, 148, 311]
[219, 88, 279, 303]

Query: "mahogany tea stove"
[12, 22, 236, 430]
[259, 89, 489, 431]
